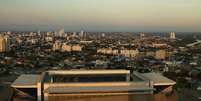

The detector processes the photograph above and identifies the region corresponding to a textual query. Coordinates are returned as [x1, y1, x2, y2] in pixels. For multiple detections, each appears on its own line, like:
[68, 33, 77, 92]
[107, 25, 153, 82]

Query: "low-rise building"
[12, 70, 176, 101]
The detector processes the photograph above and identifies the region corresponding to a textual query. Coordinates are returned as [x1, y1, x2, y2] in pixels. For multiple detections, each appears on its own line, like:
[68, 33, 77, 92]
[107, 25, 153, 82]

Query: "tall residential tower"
[170, 32, 176, 39]
[0, 35, 10, 52]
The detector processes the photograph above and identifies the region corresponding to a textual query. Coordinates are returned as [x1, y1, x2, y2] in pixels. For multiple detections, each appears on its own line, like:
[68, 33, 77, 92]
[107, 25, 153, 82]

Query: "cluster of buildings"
[3, 30, 201, 100]
[52, 41, 82, 52]
[97, 48, 168, 60]
[143, 49, 172, 60]
[97, 48, 139, 57]
[1, 30, 201, 100]
[0, 31, 178, 74]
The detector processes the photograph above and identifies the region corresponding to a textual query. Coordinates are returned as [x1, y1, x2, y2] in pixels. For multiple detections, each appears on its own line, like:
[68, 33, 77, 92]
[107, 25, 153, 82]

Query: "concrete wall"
[37, 72, 48, 101]
[43, 82, 152, 101]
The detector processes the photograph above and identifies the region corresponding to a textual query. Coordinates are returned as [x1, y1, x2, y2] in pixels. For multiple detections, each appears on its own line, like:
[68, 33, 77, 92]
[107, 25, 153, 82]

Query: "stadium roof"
[141, 73, 176, 86]
[11, 74, 41, 88]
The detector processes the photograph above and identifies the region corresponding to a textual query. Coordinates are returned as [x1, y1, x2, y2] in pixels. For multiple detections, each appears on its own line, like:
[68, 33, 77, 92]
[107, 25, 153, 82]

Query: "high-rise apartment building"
[170, 32, 176, 39]
[0, 35, 10, 52]
[140, 32, 145, 38]
[80, 30, 84, 38]
[58, 29, 65, 37]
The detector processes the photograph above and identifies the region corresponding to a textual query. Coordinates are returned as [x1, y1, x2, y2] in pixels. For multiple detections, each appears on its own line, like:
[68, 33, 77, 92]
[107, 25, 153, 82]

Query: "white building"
[170, 32, 176, 39]
[80, 30, 84, 38]
[97, 48, 139, 57]
[45, 36, 53, 42]
[140, 32, 145, 38]
[58, 29, 65, 37]
[120, 49, 139, 57]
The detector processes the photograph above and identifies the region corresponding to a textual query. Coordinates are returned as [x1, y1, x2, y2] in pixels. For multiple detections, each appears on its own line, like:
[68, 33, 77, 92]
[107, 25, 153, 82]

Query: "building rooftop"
[45, 86, 153, 94]
[47, 69, 130, 75]
[141, 73, 176, 86]
[11, 74, 41, 88]
[11, 70, 177, 101]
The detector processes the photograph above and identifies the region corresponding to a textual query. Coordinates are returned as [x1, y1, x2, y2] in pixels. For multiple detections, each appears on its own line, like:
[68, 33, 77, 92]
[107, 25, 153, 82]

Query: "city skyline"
[0, 0, 201, 32]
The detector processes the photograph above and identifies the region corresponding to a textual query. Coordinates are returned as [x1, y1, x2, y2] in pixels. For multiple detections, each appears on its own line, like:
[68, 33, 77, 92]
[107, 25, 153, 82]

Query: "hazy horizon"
[0, 0, 201, 32]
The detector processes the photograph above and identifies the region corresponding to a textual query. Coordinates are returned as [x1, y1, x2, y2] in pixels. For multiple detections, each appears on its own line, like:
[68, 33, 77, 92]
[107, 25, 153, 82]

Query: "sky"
[0, 0, 201, 32]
